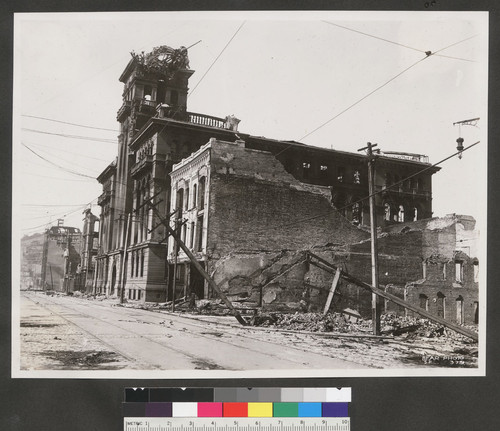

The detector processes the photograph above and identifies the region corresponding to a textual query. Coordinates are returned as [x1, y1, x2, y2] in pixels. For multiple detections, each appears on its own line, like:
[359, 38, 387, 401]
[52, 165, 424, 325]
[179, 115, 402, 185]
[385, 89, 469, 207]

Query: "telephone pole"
[358, 142, 382, 335]
[120, 213, 131, 304]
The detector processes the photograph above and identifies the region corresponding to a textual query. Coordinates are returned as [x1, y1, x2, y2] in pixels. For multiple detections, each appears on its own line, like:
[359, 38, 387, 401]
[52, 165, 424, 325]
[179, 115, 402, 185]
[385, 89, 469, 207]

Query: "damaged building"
[91, 44, 479, 326]
[33, 222, 83, 293]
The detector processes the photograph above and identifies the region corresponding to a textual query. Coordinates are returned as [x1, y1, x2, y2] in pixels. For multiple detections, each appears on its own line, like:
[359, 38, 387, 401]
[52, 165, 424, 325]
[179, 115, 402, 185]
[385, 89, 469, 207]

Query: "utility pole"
[358, 142, 382, 335]
[171, 215, 179, 312]
[120, 213, 131, 304]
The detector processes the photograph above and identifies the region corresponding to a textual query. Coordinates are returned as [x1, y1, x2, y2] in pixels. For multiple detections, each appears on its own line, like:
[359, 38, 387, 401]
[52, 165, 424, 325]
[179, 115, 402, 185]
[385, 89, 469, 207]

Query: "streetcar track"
[23, 293, 352, 369]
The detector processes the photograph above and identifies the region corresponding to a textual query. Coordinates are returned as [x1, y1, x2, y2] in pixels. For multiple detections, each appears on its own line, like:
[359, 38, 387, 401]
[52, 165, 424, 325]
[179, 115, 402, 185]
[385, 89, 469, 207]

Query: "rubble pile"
[380, 313, 478, 341]
[251, 311, 369, 333]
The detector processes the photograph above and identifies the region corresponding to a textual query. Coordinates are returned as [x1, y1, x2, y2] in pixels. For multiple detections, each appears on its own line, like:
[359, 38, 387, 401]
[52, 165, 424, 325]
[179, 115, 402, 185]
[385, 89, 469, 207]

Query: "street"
[19, 291, 369, 371]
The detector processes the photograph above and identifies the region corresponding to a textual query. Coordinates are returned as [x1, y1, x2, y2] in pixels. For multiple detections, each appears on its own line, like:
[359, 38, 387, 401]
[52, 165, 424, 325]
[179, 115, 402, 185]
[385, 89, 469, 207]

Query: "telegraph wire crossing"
[322, 21, 477, 63]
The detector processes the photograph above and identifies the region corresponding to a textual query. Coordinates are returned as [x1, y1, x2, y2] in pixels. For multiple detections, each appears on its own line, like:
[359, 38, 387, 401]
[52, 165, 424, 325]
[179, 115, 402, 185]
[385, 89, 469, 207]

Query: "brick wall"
[206, 142, 369, 259]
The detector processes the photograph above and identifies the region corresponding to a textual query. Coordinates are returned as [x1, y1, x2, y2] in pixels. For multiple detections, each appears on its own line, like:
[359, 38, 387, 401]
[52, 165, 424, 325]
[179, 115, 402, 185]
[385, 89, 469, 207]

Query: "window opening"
[437, 292, 446, 318]
[473, 261, 479, 282]
[337, 167, 345, 182]
[384, 203, 391, 221]
[455, 261, 464, 283]
[419, 294, 429, 311]
[353, 170, 361, 184]
[198, 177, 206, 208]
[302, 162, 311, 179]
[456, 296, 464, 324]
[398, 205, 405, 222]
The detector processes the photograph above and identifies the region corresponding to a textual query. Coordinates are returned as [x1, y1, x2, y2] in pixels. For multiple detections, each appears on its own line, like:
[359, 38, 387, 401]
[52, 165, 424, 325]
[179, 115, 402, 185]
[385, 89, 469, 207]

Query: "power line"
[432, 34, 478, 55]
[297, 56, 429, 143]
[189, 21, 246, 97]
[21, 200, 96, 231]
[323, 21, 477, 63]
[21, 143, 97, 179]
[22, 128, 117, 144]
[297, 32, 478, 144]
[21, 142, 102, 175]
[22, 114, 118, 132]
[322, 21, 424, 53]
[23, 172, 95, 182]
[24, 141, 114, 163]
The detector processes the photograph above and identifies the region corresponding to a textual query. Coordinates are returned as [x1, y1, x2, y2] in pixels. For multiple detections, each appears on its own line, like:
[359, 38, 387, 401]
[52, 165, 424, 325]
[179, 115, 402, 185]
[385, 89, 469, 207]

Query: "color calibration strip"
[123, 388, 351, 418]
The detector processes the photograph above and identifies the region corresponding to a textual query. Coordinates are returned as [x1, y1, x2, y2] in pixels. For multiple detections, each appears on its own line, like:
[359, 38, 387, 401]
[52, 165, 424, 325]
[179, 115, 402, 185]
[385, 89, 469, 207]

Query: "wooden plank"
[307, 252, 478, 341]
[323, 267, 341, 316]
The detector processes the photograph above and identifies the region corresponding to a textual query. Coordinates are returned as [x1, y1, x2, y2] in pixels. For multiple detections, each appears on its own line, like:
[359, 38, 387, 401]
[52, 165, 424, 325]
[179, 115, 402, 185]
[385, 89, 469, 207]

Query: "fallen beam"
[307, 252, 478, 341]
[147, 201, 248, 326]
[323, 267, 341, 316]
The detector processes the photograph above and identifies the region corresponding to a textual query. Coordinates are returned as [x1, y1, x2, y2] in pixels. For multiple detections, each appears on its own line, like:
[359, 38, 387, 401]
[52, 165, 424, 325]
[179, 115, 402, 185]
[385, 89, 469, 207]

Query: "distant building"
[78, 208, 100, 293]
[20, 232, 44, 289]
[39, 224, 82, 292]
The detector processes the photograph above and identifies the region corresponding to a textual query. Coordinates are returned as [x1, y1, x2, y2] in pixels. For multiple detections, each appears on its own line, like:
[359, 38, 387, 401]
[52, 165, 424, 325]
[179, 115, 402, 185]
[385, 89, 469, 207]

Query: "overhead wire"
[322, 20, 424, 53]
[297, 56, 429, 143]
[322, 21, 477, 62]
[189, 21, 246, 97]
[22, 128, 117, 144]
[21, 115, 118, 132]
[21, 142, 103, 175]
[24, 141, 114, 163]
[21, 143, 97, 179]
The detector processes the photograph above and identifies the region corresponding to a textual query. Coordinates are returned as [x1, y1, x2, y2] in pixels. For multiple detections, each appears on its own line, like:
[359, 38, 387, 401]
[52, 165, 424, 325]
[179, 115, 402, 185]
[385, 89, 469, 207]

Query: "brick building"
[93, 44, 442, 305]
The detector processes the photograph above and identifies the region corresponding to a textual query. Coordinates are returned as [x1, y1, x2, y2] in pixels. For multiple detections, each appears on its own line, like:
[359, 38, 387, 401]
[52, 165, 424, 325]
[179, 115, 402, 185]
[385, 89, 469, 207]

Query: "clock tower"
[112, 46, 194, 251]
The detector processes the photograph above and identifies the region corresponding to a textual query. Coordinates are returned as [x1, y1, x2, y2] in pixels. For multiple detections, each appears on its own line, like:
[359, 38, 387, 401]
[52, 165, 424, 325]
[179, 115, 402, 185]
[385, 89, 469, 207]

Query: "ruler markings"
[124, 418, 349, 431]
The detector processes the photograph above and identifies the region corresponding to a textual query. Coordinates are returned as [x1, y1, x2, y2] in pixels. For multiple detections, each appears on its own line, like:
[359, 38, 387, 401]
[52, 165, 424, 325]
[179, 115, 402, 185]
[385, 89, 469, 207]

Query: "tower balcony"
[116, 100, 132, 122]
[130, 154, 154, 179]
[98, 190, 114, 206]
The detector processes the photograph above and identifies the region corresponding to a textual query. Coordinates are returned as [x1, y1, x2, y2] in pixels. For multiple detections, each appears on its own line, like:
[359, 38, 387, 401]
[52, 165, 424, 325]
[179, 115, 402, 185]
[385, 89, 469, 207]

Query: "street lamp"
[453, 117, 479, 159]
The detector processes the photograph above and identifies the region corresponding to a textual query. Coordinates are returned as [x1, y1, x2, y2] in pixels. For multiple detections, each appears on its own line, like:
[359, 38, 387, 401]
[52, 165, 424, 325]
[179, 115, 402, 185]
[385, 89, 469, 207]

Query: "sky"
[12, 11, 488, 238]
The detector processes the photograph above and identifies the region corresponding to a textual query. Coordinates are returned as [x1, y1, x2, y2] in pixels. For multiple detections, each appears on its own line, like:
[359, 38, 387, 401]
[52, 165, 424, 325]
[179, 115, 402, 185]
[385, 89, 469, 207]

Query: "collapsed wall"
[209, 214, 479, 326]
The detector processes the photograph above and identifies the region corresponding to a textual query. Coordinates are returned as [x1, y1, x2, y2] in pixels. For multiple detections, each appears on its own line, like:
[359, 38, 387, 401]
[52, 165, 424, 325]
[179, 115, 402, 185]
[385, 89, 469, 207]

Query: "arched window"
[192, 184, 197, 208]
[185, 187, 190, 210]
[353, 170, 361, 184]
[398, 205, 405, 222]
[198, 177, 206, 208]
[176, 188, 184, 210]
[352, 201, 362, 225]
[384, 203, 391, 221]
[437, 292, 446, 318]
[456, 296, 464, 324]
[419, 294, 429, 311]
[144, 85, 152, 101]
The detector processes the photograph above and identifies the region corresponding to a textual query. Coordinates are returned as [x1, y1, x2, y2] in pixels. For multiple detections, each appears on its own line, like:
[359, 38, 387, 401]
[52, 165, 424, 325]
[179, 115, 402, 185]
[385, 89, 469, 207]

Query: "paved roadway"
[20, 291, 368, 371]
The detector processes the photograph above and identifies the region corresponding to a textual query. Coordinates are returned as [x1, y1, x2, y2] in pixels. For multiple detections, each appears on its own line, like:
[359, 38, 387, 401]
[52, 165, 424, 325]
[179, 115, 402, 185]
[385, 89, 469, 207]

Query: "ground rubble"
[69, 293, 479, 369]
